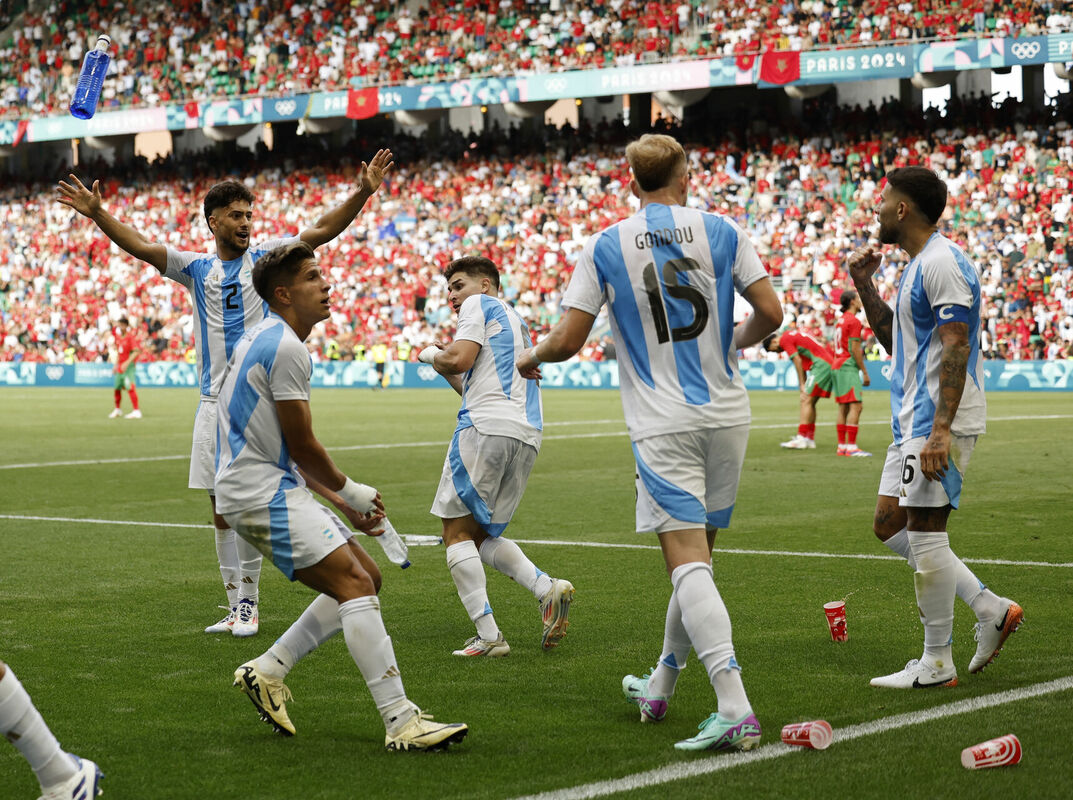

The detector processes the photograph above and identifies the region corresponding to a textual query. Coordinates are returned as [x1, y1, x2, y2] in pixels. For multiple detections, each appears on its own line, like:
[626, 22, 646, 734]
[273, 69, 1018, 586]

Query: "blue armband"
[934, 304, 970, 325]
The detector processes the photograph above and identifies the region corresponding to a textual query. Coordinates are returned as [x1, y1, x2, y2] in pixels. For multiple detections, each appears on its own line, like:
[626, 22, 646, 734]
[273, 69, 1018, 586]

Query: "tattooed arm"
[919, 320, 970, 482]
[847, 245, 894, 354]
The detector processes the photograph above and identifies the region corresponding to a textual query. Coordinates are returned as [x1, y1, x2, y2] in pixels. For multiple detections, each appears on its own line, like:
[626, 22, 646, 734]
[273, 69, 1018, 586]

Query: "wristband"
[338, 477, 378, 513]
[418, 345, 440, 364]
[527, 346, 543, 365]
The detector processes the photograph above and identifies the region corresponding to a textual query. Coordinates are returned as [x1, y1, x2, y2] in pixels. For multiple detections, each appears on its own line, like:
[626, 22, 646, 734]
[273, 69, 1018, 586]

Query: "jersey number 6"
[642, 258, 709, 345]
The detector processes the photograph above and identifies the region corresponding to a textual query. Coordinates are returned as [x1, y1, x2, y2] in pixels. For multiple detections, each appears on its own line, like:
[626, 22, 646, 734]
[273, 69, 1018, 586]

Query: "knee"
[872, 516, 901, 542]
[336, 559, 378, 601]
[367, 561, 382, 594]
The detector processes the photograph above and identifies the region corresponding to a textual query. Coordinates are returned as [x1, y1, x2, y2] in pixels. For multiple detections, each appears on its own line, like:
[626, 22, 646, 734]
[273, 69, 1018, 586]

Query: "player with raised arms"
[56, 150, 393, 637]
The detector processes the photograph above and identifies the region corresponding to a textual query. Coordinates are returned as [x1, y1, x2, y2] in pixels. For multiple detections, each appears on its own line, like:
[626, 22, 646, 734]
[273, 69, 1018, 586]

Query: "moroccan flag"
[734, 53, 757, 85]
[759, 50, 800, 85]
[346, 87, 380, 120]
[13, 119, 29, 147]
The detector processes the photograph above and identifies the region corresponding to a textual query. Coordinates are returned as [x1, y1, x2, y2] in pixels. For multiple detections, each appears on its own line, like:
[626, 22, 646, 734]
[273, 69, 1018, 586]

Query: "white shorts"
[632, 425, 749, 533]
[223, 487, 354, 580]
[430, 425, 537, 537]
[878, 435, 977, 510]
[188, 397, 217, 491]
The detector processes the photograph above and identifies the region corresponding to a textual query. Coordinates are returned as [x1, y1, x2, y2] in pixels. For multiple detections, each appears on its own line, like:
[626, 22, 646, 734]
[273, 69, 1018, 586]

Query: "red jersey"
[116, 329, 140, 366]
[835, 313, 864, 358]
[778, 330, 845, 370]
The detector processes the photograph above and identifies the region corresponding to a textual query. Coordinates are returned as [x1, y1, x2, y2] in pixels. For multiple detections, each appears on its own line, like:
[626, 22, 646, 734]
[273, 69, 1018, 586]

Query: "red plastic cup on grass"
[823, 601, 847, 642]
[780, 720, 833, 750]
[961, 734, 1022, 769]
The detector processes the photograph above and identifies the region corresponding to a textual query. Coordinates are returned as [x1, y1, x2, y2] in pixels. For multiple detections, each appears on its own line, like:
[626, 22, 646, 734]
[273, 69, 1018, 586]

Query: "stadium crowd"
[2, 0, 1072, 119]
[1, 89, 1072, 365]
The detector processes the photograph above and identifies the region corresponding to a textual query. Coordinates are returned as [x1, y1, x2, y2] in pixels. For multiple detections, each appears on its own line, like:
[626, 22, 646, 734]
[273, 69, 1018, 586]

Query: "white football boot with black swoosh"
[870, 658, 958, 689]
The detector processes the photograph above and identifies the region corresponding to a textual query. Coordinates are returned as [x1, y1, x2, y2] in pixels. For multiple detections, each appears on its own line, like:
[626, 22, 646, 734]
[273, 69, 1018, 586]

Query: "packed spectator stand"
[3, 0, 1072, 119]
[2, 79, 1071, 366]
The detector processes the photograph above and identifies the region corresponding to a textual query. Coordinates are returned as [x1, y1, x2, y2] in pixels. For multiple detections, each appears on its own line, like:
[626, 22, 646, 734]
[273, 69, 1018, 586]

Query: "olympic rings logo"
[543, 77, 567, 92]
[274, 99, 298, 115]
[1010, 41, 1041, 60]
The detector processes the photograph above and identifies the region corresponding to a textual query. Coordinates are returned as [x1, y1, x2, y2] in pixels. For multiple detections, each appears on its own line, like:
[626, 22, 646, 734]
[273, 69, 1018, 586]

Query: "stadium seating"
[1, 86, 1070, 365]
[2, 0, 1069, 119]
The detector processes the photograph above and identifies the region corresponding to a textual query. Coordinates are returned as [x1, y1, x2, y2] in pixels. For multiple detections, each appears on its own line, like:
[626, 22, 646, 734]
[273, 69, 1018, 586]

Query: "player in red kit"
[833, 290, 871, 456]
[765, 327, 845, 448]
[109, 317, 142, 419]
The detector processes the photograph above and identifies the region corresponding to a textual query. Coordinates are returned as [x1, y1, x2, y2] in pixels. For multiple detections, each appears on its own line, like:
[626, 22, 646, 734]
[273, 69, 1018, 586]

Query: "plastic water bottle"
[375, 518, 410, 568]
[70, 35, 112, 120]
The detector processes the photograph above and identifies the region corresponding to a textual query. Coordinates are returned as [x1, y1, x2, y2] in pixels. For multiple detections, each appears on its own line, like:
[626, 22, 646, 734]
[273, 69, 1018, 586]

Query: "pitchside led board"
[3, 33, 1071, 147]
[2, 360, 1071, 392]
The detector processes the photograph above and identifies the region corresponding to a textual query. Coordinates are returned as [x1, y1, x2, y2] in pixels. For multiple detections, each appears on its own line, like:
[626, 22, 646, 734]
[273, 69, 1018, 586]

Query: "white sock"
[908, 530, 956, 669]
[446, 541, 499, 641]
[478, 536, 553, 598]
[237, 535, 262, 604]
[885, 526, 1002, 620]
[883, 527, 915, 567]
[0, 669, 78, 791]
[337, 597, 409, 733]
[671, 562, 750, 720]
[257, 594, 341, 679]
[647, 590, 690, 698]
[214, 528, 240, 608]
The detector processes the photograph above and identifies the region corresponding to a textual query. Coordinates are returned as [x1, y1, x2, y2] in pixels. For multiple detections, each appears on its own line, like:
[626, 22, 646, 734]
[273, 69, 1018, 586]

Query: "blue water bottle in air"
[70, 34, 112, 120]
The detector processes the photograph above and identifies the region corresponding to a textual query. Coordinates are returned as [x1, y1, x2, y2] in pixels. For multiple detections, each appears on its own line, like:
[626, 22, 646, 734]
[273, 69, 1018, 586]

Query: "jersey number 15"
[642, 258, 709, 344]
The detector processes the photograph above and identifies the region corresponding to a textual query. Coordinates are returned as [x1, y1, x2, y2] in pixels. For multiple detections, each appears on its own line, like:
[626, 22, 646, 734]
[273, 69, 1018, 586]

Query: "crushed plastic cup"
[781, 720, 833, 750]
[823, 601, 847, 642]
[961, 734, 1021, 769]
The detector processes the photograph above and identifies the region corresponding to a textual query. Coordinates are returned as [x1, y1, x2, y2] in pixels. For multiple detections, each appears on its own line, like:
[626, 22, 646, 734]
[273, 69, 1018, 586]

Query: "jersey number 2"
[642, 259, 709, 344]
[223, 284, 240, 310]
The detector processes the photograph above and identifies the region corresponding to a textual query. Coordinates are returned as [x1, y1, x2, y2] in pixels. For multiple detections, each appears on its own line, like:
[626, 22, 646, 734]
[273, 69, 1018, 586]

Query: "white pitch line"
[0, 513, 206, 529]
[2, 413, 1067, 471]
[1, 517, 1070, 569]
[512, 538, 1073, 569]
[511, 676, 1073, 800]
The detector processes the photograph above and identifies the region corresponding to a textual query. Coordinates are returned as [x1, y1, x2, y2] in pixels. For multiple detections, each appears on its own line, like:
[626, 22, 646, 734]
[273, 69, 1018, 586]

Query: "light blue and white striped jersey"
[562, 203, 768, 441]
[214, 314, 311, 515]
[889, 232, 987, 444]
[165, 237, 297, 397]
[453, 293, 542, 449]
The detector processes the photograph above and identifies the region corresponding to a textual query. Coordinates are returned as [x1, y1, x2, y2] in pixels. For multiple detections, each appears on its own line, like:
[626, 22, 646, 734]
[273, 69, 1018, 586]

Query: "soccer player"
[217, 241, 467, 750]
[0, 659, 103, 799]
[109, 316, 142, 419]
[764, 326, 841, 449]
[516, 134, 782, 752]
[417, 256, 573, 658]
[848, 166, 1022, 689]
[56, 149, 393, 637]
[832, 290, 871, 456]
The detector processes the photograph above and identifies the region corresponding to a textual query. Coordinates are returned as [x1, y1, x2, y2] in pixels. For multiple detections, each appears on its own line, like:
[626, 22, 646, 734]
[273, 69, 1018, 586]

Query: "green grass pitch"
[1, 387, 1071, 799]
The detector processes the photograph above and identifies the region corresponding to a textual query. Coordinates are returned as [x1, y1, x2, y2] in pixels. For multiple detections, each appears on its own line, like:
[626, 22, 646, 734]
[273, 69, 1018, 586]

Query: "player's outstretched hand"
[359, 149, 394, 196]
[56, 174, 102, 218]
[846, 244, 883, 283]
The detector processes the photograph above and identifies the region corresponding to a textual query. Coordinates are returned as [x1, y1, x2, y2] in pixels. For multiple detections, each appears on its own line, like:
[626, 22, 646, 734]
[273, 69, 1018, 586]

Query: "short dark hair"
[119, 316, 130, 326]
[444, 255, 500, 290]
[203, 180, 254, 225]
[840, 290, 858, 311]
[253, 241, 316, 304]
[885, 166, 947, 225]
